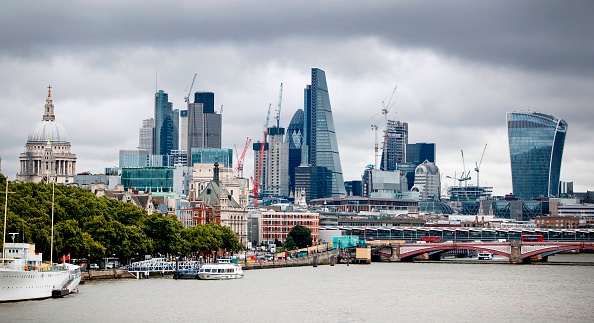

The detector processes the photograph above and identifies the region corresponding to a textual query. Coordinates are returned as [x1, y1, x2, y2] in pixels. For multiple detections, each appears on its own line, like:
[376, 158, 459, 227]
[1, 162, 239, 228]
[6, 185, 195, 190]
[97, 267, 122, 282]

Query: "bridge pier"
[509, 240, 523, 264]
[390, 243, 401, 262]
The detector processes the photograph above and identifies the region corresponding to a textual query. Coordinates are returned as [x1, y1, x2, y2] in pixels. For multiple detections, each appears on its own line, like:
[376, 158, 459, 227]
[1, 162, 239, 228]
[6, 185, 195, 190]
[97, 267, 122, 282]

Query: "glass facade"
[305, 68, 346, 197]
[121, 167, 175, 192]
[190, 148, 233, 167]
[286, 109, 304, 195]
[154, 90, 178, 156]
[507, 112, 567, 200]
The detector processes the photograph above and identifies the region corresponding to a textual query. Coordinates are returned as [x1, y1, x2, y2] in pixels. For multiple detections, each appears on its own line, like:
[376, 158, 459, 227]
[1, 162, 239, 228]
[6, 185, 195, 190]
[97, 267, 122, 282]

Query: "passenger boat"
[477, 252, 494, 260]
[1, 181, 81, 302]
[1, 242, 81, 302]
[196, 258, 243, 280]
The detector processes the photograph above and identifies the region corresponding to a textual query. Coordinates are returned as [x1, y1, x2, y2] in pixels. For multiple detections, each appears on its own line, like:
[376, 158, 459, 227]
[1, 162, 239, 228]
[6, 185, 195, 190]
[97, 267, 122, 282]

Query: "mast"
[2, 181, 7, 268]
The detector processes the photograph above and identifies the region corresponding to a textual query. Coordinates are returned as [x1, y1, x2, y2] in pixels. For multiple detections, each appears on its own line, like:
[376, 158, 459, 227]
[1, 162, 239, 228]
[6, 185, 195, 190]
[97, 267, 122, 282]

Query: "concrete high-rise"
[139, 118, 154, 152]
[507, 111, 567, 200]
[187, 92, 222, 165]
[303, 68, 346, 197]
[266, 126, 289, 198]
[179, 110, 188, 153]
[380, 120, 408, 171]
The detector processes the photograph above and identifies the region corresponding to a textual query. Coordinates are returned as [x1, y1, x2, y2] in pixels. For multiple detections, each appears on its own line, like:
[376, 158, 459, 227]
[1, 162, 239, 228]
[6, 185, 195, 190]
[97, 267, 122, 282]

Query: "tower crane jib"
[275, 83, 283, 128]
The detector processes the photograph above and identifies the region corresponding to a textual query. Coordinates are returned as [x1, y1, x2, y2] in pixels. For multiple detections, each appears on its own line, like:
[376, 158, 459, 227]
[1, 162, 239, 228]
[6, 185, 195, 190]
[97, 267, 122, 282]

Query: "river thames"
[2, 254, 594, 322]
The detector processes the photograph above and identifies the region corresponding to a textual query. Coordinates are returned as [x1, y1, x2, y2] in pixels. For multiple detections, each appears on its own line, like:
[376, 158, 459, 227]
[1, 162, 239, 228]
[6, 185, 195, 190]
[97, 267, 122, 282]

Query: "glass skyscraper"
[286, 109, 304, 195]
[154, 90, 178, 156]
[507, 111, 567, 200]
[304, 68, 346, 197]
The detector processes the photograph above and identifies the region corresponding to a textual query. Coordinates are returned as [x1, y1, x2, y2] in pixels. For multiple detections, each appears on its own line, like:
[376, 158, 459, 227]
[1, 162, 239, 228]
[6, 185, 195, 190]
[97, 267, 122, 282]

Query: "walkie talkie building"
[507, 111, 567, 200]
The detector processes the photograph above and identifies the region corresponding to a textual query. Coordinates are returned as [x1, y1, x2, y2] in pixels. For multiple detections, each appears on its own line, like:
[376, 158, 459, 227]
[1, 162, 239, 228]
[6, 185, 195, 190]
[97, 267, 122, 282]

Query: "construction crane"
[234, 137, 252, 178]
[184, 74, 197, 105]
[371, 124, 379, 169]
[475, 143, 488, 187]
[253, 104, 272, 206]
[380, 86, 397, 171]
[274, 83, 283, 128]
[460, 150, 472, 186]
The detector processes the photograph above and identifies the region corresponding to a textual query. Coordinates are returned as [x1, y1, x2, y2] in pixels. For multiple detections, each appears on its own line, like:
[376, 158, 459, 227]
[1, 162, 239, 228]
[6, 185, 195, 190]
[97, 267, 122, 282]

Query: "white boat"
[1, 181, 81, 302]
[196, 258, 244, 280]
[477, 252, 494, 260]
[1, 242, 80, 302]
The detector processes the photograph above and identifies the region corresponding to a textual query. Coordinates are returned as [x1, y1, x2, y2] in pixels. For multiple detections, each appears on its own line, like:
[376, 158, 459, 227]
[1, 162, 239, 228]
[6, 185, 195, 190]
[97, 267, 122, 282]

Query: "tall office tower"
[187, 92, 222, 165]
[266, 127, 289, 198]
[304, 68, 346, 197]
[406, 142, 436, 164]
[380, 120, 408, 171]
[286, 109, 304, 195]
[252, 141, 269, 195]
[139, 118, 154, 152]
[411, 160, 441, 201]
[179, 110, 188, 153]
[404, 142, 436, 190]
[507, 111, 567, 200]
[153, 90, 178, 157]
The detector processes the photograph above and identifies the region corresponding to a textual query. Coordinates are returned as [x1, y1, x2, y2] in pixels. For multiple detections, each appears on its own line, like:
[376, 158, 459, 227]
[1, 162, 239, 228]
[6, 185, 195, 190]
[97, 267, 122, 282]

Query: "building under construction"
[380, 120, 408, 171]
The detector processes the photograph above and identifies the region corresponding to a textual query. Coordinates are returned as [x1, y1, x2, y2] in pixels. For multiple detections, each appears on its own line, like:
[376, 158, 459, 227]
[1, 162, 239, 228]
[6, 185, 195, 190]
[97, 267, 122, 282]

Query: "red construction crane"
[234, 137, 252, 178]
[253, 104, 272, 206]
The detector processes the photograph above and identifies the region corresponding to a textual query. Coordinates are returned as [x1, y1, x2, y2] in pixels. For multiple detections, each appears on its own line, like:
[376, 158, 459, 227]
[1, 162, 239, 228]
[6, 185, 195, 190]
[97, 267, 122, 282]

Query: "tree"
[284, 236, 297, 250]
[288, 225, 312, 249]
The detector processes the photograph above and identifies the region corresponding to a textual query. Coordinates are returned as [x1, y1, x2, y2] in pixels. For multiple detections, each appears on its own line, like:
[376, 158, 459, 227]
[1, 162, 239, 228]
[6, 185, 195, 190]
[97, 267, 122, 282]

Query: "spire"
[213, 157, 220, 183]
[43, 85, 55, 121]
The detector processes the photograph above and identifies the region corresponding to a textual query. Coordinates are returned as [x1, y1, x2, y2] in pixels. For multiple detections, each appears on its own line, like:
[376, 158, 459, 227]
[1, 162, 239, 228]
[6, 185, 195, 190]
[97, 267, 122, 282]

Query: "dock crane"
[475, 143, 487, 187]
[234, 137, 252, 178]
[253, 104, 272, 206]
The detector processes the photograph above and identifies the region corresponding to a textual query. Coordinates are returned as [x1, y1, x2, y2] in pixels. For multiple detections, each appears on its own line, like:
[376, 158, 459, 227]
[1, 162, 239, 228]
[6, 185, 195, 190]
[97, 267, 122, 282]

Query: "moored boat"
[1, 242, 80, 302]
[1, 181, 81, 302]
[196, 258, 243, 280]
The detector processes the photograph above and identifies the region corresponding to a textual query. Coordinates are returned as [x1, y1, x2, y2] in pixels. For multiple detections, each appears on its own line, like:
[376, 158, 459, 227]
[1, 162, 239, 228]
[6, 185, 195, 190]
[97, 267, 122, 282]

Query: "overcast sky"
[1, 0, 593, 196]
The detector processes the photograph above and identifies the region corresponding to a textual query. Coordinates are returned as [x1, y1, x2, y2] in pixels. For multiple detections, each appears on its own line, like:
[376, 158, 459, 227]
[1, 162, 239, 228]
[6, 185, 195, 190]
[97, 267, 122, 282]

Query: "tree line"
[0, 175, 242, 263]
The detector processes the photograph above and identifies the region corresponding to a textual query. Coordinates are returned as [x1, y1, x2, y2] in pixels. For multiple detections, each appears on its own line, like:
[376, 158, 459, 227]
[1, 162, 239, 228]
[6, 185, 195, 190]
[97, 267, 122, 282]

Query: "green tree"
[284, 236, 297, 250]
[288, 225, 312, 249]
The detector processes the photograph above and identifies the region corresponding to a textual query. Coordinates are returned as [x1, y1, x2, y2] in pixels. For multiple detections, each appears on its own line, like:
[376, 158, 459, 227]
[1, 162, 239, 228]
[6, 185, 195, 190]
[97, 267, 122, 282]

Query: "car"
[90, 263, 99, 269]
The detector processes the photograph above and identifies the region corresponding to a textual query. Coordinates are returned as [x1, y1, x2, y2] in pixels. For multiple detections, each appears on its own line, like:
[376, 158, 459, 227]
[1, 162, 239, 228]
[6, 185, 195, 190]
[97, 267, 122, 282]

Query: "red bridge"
[376, 241, 594, 264]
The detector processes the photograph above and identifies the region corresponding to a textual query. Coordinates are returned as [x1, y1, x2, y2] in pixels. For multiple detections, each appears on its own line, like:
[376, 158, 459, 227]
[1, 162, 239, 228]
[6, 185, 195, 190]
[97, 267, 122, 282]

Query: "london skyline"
[1, 1, 593, 196]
